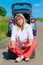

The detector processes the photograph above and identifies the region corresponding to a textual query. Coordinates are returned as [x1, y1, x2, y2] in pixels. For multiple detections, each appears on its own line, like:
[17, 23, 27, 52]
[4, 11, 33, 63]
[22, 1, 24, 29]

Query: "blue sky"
[0, 0, 43, 18]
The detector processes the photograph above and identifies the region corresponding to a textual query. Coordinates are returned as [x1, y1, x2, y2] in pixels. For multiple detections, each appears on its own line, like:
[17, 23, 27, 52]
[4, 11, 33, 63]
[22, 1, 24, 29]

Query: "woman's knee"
[32, 40, 37, 47]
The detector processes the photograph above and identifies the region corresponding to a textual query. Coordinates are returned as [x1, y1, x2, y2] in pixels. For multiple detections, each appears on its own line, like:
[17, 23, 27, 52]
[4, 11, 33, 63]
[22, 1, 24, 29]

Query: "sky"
[0, 0, 43, 18]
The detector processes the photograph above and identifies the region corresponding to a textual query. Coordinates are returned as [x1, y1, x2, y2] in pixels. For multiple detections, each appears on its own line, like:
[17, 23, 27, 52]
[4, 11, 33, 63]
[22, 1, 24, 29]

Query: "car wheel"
[7, 31, 11, 37]
[30, 50, 35, 59]
[33, 30, 37, 36]
[33, 33, 37, 36]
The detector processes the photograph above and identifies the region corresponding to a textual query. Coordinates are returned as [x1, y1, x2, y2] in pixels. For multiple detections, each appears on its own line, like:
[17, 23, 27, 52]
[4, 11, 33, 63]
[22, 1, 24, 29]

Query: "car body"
[8, 2, 37, 37]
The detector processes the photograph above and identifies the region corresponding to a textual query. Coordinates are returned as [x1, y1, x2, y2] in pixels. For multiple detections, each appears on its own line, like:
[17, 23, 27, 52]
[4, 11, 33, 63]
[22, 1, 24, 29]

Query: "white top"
[11, 23, 33, 42]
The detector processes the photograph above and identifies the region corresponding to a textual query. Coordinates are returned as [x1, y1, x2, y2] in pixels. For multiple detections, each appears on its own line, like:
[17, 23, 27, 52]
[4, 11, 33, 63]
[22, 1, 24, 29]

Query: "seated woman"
[8, 13, 37, 62]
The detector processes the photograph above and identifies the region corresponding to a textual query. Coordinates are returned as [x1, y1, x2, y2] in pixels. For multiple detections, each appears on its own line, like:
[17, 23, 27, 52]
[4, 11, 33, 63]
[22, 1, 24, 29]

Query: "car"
[30, 17, 37, 36]
[8, 2, 37, 37]
[8, 2, 37, 59]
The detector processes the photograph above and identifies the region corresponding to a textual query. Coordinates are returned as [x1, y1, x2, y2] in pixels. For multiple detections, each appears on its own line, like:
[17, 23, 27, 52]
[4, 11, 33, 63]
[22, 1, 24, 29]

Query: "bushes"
[0, 16, 10, 40]
[0, 7, 7, 16]
[36, 18, 43, 22]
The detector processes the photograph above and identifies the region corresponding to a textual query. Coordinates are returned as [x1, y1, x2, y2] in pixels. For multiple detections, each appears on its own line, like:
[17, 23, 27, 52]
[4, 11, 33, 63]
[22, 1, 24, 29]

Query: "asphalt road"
[0, 21, 43, 65]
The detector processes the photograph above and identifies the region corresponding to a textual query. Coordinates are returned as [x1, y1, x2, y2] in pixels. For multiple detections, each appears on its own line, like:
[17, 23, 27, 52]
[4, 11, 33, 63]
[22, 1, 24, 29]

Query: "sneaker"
[16, 56, 24, 62]
[25, 57, 30, 62]
[16, 57, 22, 62]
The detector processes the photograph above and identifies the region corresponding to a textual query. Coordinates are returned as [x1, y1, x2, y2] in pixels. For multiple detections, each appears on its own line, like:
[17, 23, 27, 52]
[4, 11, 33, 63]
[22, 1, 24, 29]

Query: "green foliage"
[0, 16, 10, 40]
[36, 18, 43, 22]
[0, 6, 7, 16]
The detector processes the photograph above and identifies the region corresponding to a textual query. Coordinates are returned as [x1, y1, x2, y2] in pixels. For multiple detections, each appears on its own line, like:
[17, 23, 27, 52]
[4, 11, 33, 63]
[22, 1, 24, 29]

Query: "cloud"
[34, 3, 40, 7]
[33, 9, 43, 14]
[33, 10, 40, 12]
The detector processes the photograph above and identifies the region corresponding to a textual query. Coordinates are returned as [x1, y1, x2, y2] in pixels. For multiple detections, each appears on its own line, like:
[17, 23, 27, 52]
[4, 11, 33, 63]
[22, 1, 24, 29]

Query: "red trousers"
[8, 40, 37, 58]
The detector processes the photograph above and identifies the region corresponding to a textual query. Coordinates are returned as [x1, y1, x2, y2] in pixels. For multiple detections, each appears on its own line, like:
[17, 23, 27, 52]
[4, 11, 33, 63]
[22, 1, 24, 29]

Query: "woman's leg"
[22, 40, 37, 58]
[8, 42, 21, 56]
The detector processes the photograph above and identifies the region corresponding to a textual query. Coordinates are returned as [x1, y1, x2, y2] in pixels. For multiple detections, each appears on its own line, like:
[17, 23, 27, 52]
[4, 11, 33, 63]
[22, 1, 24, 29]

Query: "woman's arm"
[10, 25, 16, 47]
[27, 25, 33, 47]
[10, 41, 16, 48]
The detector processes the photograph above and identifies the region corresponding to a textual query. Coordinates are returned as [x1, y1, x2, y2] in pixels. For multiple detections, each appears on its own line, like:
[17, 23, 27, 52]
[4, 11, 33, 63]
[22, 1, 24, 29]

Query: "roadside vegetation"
[0, 6, 7, 16]
[0, 6, 10, 41]
[0, 16, 10, 40]
[36, 18, 43, 22]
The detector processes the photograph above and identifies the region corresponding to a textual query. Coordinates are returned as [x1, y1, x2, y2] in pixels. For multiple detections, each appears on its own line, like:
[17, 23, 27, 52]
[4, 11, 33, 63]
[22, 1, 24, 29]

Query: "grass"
[0, 16, 10, 41]
[36, 18, 43, 22]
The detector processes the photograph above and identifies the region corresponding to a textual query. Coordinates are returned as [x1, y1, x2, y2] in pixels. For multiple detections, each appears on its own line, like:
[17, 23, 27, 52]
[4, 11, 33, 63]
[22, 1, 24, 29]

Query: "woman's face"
[16, 18, 23, 27]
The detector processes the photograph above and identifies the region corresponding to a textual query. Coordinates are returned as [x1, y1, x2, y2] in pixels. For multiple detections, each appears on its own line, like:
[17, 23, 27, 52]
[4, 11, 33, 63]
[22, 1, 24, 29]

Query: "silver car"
[8, 2, 37, 37]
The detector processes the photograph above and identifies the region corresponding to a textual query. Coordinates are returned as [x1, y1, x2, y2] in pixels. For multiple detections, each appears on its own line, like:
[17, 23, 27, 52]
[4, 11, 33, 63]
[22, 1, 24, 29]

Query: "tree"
[0, 6, 7, 16]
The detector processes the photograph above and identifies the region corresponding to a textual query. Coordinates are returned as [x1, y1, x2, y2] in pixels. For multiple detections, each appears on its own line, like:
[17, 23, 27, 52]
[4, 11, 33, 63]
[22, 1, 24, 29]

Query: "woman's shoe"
[16, 57, 21, 62]
[25, 57, 30, 62]
[16, 55, 24, 62]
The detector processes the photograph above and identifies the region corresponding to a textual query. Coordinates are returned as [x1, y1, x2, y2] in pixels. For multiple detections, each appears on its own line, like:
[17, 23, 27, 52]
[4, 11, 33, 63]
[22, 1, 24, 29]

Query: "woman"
[8, 13, 37, 62]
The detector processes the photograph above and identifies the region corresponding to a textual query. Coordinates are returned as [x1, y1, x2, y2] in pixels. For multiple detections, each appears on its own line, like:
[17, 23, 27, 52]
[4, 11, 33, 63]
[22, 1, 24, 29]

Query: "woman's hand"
[21, 43, 32, 47]
[26, 39, 33, 47]
[26, 43, 32, 47]
[22, 44, 24, 47]
[10, 41, 15, 48]
[10, 44, 15, 48]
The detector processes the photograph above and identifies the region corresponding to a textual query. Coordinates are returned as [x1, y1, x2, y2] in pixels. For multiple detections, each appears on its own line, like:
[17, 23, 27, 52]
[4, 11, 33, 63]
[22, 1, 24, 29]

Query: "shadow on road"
[2, 51, 17, 60]
[2, 52, 10, 60]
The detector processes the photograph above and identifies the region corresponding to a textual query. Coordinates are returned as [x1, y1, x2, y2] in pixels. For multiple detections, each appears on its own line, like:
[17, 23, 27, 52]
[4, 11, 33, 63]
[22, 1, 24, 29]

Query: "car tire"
[30, 50, 35, 59]
[7, 31, 11, 37]
[33, 33, 37, 36]
[33, 30, 37, 36]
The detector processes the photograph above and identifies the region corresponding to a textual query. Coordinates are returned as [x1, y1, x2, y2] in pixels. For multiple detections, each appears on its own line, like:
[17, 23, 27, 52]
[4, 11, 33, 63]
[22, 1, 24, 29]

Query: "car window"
[14, 5, 30, 10]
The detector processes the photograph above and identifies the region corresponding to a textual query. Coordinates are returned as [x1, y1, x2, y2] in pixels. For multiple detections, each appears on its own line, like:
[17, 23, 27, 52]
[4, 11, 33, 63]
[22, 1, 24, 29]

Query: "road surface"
[0, 21, 43, 65]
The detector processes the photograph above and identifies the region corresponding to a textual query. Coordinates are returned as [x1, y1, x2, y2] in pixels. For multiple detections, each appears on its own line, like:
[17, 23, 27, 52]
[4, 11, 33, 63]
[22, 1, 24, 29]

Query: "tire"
[33, 33, 37, 36]
[33, 30, 37, 36]
[30, 50, 35, 59]
[7, 31, 11, 37]
[8, 49, 18, 59]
